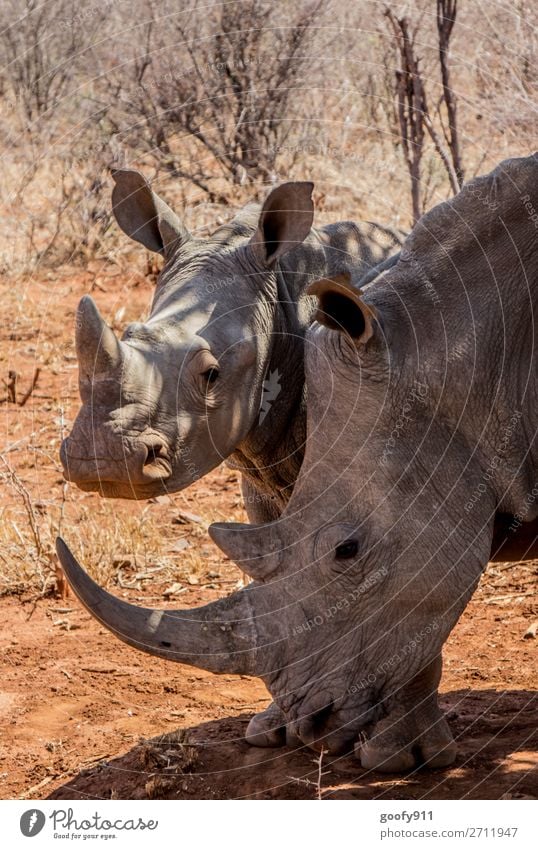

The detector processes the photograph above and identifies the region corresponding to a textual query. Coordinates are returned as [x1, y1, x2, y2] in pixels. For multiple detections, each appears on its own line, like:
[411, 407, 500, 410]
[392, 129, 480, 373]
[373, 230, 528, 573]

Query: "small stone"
[163, 582, 184, 597]
[149, 494, 172, 504]
[523, 620, 538, 639]
[113, 553, 134, 568]
[172, 510, 203, 525]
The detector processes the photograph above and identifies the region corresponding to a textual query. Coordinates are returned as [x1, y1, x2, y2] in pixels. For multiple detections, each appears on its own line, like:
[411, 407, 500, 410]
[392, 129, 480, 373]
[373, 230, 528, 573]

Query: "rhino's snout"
[60, 433, 172, 491]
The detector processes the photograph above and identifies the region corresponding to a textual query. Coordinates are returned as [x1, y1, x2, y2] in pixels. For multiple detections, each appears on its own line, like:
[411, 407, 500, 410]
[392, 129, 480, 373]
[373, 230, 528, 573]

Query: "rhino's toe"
[417, 717, 457, 768]
[245, 702, 287, 748]
[355, 708, 457, 773]
[357, 740, 416, 773]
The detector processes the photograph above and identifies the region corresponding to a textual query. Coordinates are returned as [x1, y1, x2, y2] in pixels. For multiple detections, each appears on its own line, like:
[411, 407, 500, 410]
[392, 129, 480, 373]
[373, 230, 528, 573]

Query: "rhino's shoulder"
[401, 152, 538, 263]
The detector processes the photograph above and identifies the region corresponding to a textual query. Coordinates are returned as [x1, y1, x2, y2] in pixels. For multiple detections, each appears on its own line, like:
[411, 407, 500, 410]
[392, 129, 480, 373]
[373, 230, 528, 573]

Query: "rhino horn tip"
[75, 295, 122, 375]
[208, 521, 247, 550]
[77, 292, 96, 313]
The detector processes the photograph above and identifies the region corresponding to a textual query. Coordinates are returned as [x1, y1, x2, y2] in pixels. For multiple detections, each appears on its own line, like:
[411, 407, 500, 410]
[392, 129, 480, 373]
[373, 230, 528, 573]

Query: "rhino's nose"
[60, 433, 171, 486]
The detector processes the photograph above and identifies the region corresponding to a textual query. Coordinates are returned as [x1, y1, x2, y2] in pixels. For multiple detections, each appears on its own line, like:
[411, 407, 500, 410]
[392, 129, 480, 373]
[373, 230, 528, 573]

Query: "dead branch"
[384, 9, 425, 224]
[0, 454, 44, 560]
[104, 0, 325, 196]
[423, 112, 461, 195]
[3, 370, 18, 404]
[18, 367, 41, 407]
[436, 0, 464, 186]
[384, 2, 463, 221]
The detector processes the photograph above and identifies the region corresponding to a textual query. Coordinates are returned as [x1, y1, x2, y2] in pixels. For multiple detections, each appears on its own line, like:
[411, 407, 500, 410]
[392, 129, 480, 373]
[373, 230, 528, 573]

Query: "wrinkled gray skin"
[58, 154, 538, 772]
[61, 170, 402, 516]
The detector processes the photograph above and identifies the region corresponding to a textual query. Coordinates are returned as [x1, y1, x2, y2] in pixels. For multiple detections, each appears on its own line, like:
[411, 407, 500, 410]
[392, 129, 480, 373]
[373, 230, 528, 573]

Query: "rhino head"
[60, 170, 314, 498]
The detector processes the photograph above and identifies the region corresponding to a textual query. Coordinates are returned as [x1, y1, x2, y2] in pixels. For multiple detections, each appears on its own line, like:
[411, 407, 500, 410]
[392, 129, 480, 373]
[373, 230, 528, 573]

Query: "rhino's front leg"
[356, 654, 457, 773]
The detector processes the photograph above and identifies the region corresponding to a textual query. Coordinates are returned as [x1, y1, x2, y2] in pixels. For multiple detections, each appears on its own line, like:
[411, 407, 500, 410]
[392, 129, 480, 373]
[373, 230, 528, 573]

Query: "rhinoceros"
[61, 170, 402, 517]
[58, 153, 538, 772]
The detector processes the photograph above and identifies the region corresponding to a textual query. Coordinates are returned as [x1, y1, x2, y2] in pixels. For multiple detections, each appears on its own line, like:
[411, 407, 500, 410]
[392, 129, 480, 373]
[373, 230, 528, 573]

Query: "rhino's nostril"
[142, 441, 171, 479]
[146, 444, 161, 462]
[144, 442, 166, 465]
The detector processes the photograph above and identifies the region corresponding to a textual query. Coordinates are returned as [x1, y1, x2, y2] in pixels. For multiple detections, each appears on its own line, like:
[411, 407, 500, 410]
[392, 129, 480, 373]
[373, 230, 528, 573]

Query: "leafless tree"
[100, 0, 325, 200]
[384, 2, 463, 223]
[436, 0, 464, 186]
[384, 10, 426, 224]
[0, 0, 99, 123]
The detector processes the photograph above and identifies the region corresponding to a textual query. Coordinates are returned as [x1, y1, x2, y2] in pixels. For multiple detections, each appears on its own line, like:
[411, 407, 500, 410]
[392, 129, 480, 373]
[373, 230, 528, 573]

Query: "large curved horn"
[209, 522, 281, 582]
[75, 295, 123, 376]
[56, 537, 260, 676]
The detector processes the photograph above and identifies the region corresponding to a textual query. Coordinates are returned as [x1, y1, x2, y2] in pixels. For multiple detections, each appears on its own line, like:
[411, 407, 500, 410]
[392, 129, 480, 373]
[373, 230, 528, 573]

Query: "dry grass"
[0, 472, 222, 595]
[0, 1, 536, 273]
[0, 466, 243, 597]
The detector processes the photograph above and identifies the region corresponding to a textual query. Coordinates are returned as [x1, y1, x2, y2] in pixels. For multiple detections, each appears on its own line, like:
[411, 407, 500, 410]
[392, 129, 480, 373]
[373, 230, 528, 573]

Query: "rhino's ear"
[307, 273, 377, 345]
[111, 169, 191, 257]
[250, 181, 314, 267]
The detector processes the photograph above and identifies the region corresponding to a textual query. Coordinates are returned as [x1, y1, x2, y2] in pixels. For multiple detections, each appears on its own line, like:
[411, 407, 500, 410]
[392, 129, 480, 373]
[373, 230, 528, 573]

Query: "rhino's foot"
[245, 702, 288, 747]
[356, 705, 456, 773]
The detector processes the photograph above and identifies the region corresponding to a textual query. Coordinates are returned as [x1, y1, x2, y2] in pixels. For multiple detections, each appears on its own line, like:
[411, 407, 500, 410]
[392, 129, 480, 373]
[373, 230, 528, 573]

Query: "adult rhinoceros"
[58, 153, 538, 772]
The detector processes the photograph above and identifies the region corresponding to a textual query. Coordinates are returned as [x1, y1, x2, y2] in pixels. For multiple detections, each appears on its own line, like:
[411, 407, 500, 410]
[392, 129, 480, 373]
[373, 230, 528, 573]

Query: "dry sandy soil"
[0, 268, 536, 800]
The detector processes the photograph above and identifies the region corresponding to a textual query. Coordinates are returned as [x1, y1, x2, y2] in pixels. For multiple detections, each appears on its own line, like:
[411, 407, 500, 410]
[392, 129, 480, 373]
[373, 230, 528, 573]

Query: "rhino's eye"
[202, 367, 219, 386]
[335, 539, 359, 560]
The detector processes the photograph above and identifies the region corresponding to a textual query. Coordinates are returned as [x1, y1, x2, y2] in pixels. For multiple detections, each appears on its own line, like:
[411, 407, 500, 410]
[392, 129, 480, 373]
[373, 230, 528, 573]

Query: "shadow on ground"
[48, 689, 538, 800]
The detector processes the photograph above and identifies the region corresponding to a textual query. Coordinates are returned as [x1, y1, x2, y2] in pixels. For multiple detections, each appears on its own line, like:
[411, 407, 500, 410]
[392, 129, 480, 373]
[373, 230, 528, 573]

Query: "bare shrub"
[0, 137, 114, 274]
[0, 1, 535, 270]
[0, 0, 113, 273]
[436, 0, 464, 186]
[102, 0, 325, 200]
[0, 0, 99, 123]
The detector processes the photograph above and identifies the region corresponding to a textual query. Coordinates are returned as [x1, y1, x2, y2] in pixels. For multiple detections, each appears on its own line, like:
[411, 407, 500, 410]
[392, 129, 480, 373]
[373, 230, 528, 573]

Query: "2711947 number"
[469, 828, 519, 838]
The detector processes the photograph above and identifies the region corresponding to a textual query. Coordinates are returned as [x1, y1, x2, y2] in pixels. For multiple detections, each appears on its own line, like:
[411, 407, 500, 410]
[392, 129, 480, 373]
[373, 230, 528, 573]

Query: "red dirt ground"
[0, 268, 536, 800]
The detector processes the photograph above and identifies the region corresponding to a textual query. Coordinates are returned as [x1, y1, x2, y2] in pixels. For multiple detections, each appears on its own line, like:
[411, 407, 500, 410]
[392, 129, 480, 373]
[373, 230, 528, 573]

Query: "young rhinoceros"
[57, 153, 538, 773]
[61, 170, 402, 516]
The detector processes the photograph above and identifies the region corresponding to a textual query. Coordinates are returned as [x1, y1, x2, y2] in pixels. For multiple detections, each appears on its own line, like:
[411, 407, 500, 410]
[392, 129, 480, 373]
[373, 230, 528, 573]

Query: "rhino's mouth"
[60, 435, 172, 495]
